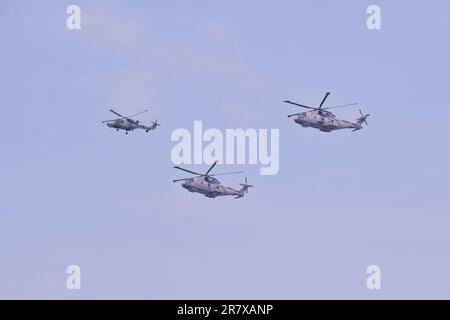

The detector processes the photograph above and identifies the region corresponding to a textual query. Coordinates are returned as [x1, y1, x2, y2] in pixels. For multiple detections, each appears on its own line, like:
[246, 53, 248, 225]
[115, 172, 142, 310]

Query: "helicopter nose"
[181, 183, 189, 189]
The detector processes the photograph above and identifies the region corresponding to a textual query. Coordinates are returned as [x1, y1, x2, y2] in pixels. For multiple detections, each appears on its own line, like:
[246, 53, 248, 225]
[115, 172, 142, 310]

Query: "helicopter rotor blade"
[287, 113, 303, 118]
[323, 103, 359, 110]
[173, 166, 203, 176]
[319, 92, 330, 109]
[208, 171, 243, 177]
[364, 114, 371, 125]
[109, 109, 149, 120]
[102, 119, 119, 123]
[126, 109, 149, 118]
[284, 101, 315, 109]
[239, 178, 254, 193]
[108, 110, 135, 124]
[109, 110, 134, 124]
[205, 161, 218, 176]
[109, 109, 126, 118]
[358, 109, 370, 126]
[174, 162, 241, 180]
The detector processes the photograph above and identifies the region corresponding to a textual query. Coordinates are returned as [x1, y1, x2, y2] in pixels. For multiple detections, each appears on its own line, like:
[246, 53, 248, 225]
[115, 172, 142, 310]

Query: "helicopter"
[173, 161, 253, 199]
[102, 109, 160, 134]
[284, 92, 370, 132]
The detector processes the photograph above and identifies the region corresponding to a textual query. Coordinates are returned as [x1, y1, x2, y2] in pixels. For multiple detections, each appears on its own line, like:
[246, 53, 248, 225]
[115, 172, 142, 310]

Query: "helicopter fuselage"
[294, 110, 361, 132]
[106, 119, 157, 133]
[173, 161, 252, 199]
[181, 176, 241, 198]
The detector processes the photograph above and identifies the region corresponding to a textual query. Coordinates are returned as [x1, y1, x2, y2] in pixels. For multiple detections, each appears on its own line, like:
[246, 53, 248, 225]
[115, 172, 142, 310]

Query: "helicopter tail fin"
[356, 109, 370, 126]
[235, 178, 253, 198]
[146, 120, 160, 132]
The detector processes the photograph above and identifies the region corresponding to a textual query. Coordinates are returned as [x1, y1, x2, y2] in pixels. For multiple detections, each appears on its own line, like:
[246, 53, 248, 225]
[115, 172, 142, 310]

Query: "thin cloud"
[80, 69, 158, 114]
[81, 4, 147, 54]
[198, 20, 235, 49]
[78, 4, 272, 117]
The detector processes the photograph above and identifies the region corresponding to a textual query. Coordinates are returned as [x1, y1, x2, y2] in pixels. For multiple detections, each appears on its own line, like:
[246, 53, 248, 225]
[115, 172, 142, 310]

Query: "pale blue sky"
[1, 0, 450, 299]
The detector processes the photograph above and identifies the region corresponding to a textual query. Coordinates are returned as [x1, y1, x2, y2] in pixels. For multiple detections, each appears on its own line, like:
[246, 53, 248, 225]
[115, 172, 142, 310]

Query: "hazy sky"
[1, 0, 450, 299]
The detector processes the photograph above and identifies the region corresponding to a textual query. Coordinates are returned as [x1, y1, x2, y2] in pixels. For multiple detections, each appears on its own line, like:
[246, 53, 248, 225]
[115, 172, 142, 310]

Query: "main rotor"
[102, 109, 149, 124]
[285, 92, 358, 118]
[173, 161, 243, 183]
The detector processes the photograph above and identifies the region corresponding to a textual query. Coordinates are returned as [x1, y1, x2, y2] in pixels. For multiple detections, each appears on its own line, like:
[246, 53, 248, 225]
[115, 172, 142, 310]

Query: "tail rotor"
[236, 178, 253, 198]
[146, 120, 160, 132]
[357, 109, 370, 126]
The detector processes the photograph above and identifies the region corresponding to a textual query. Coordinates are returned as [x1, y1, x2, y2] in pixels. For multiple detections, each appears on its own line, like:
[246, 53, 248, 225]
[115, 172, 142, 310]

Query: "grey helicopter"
[173, 161, 253, 199]
[102, 109, 160, 134]
[284, 92, 370, 132]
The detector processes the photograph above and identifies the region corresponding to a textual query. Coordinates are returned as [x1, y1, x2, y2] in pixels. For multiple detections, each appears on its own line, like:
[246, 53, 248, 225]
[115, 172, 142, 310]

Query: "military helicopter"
[173, 161, 253, 199]
[102, 109, 160, 134]
[284, 92, 370, 132]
